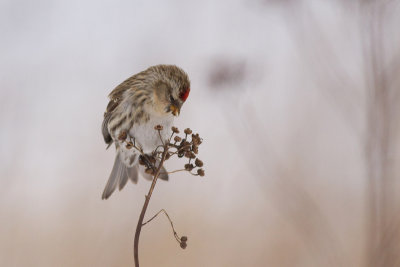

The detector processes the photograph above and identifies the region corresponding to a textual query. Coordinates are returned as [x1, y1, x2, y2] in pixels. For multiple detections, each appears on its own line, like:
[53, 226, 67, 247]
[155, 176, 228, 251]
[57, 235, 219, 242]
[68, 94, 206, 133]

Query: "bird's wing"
[102, 76, 136, 146]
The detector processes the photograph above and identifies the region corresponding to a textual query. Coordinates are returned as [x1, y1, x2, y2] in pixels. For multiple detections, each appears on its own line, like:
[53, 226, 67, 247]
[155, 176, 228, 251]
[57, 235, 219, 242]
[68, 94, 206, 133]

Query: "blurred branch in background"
[208, 0, 400, 266]
[207, 59, 343, 265]
[361, 1, 400, 266]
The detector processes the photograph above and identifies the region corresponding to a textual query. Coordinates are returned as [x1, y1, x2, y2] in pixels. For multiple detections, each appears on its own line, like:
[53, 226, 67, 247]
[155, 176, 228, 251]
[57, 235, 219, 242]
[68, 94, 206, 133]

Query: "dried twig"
[124, 125, 204, 267]
[133, 144, 169, 267]
[142, 209, 187, 246]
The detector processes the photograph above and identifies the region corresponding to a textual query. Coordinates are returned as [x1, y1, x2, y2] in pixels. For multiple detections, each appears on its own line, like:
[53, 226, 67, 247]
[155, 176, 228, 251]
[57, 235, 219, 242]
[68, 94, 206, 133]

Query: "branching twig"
[142, 209, 184, 244]
[133, 145, 169, 267]
[126, 126, 204, 267]
[166, 169, 186, 174]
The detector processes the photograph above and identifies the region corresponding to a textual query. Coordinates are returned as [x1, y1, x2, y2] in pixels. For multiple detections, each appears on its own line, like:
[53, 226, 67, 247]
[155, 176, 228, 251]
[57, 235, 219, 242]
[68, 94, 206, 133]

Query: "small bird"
[101, 65, 190, 199]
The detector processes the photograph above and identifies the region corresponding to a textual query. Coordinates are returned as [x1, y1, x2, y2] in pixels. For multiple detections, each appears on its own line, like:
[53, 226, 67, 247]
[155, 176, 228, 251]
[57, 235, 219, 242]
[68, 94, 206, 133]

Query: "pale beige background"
[1, 1, 400, 266]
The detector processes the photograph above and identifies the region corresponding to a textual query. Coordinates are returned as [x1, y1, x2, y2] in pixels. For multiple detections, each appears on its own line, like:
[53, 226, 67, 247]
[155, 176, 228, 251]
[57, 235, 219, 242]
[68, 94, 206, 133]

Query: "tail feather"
[118, 169, 128, 191]
[120, 165, 139, 190]
[102, 155, 168, 200]
[158, 166, 169, 181]
[157, 159, 169, 181]
[127, 165, 139, 184]
[102, 155, 127, 199]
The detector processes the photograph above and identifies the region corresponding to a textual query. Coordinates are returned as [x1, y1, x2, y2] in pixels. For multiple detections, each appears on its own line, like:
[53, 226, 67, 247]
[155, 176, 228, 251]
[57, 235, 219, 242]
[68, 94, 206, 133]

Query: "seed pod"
[197, 169, 205, 177]
[174, 136, 182, 142]
[181, 236, 188, 242]
[154, 125, 163, 130]
[126, 142, 133, 149]
[118, 131, 127, 141]
[192, 145, 199, 154]
[192, 134, 202, 146]
[184, 164, 194, 171]
[195, 158, 203, 167]
[184, 128, 192, 135]
[181, 141, 191, 151]
[171, 126, 179, 133]
[180, 242, 187, 249]
[148, 156, 156, 164]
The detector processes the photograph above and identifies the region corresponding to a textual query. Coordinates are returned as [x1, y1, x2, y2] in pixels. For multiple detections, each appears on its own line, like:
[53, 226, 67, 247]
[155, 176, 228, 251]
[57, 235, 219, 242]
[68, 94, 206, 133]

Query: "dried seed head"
[192, 133, 202, 146]
[118, 131, 127, 141]
[184, 128, 192, 135]
[180, 242, 187, 249]
[154, 125, 163, 131]
[184, 163, 194, 171]
[171, 126, 179, 133]
[181, 236, 188, 242]
[174, 136, 182, 142]
[148, 156, 156, 164]
[185, 151, 196, 159]
[126, 142, 133, 149]
[195, 158, 203, 167]
[181, 141, 191, 151]
[197, 169, 205, 177]
[192, 145, 199, 154]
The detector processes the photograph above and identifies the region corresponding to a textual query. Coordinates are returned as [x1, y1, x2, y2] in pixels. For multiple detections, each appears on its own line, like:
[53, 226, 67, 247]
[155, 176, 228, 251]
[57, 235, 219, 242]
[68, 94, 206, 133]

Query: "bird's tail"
[102, 155, 169, 200]
[102, 154, 138, 200]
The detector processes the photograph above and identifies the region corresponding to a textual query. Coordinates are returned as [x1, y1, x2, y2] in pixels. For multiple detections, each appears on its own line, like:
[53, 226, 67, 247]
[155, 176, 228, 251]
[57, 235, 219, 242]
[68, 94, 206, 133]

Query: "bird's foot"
[139, 154, 156, 170]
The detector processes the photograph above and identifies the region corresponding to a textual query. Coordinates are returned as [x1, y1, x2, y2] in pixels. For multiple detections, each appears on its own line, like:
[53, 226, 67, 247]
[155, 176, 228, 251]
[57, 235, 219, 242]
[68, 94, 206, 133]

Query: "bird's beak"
[170, 104, 180, 116]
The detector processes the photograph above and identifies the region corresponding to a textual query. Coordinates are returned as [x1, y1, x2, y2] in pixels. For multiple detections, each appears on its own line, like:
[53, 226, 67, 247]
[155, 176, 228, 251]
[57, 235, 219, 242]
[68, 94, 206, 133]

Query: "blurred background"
[1, 0, 400, 266]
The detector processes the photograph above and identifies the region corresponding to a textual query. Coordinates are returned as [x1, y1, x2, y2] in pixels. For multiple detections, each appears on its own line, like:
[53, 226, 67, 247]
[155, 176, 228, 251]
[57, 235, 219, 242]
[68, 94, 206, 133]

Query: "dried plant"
[119, 125, 205, 267]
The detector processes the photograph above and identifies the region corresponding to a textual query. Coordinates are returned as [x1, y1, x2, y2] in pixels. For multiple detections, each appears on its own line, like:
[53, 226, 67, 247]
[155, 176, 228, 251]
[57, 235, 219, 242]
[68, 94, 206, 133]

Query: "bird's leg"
[139, 154, 157, 171]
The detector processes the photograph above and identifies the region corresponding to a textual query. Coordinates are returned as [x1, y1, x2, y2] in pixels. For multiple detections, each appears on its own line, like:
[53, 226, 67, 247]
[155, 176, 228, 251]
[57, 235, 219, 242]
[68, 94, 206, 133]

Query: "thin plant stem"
[157, 130, 165, 146]
[142, 209, 181, 243]
[167, 169, 187, 174]
[133, 145, 169, 267]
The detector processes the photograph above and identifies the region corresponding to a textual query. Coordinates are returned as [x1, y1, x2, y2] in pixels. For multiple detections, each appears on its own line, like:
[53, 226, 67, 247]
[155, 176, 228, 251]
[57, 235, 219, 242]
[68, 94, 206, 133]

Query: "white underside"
[119, 114, 174, 167]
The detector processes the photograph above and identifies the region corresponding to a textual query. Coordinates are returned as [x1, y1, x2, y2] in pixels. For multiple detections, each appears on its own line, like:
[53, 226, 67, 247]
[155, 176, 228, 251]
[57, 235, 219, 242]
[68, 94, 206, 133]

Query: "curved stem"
[142, 209, 182, 243]
[133, 145, 169, 267]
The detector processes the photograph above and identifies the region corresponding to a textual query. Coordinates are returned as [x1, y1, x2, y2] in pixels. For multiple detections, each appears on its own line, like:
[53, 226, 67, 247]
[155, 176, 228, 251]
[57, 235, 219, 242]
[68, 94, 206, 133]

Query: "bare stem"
[163, 169, 198, 176]
[127, 137, 144, 154]
[168, 132, 175, 143]
[142, 209, 182, 243]
[167, 169, 187, 174]
[133, 145, 169, 267]
[157, 130, 165, 146]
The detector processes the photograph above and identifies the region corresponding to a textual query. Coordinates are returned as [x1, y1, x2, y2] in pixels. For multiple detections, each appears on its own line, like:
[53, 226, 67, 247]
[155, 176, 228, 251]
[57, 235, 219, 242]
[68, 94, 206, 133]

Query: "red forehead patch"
[179, 88, 190, 101]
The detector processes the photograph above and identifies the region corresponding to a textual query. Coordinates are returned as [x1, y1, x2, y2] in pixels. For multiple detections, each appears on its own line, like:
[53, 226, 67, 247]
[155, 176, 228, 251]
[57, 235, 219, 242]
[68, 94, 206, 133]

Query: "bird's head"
[150, 65, 191, 117]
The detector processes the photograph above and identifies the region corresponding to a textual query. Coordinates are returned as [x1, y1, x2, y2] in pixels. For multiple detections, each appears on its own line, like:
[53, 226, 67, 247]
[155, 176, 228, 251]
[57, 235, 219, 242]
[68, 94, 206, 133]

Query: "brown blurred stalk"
[133, 145, 169, 267]
[362, 2, 400, 266]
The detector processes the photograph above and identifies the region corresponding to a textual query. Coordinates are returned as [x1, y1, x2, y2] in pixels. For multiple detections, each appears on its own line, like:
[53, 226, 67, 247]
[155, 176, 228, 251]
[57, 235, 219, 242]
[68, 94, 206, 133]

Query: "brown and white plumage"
[101, 65, 190, 199]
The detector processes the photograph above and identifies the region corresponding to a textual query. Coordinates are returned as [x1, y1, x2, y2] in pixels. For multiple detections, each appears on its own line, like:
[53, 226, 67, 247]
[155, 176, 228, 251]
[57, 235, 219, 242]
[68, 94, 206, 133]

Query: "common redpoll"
[101, 65, 190, 199]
